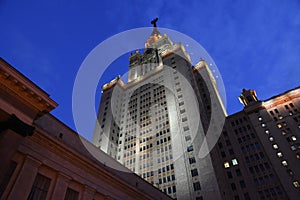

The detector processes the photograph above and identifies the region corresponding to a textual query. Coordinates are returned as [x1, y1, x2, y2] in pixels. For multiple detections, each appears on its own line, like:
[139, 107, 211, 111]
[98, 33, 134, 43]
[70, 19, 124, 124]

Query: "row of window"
[28, 173, 79, 200]
[158, 174, 176, 184]
[230, 117, 249, 127]
[158, 164, 174, 174]
[223, 159, 239, 168]
[258, 186, 283, 199]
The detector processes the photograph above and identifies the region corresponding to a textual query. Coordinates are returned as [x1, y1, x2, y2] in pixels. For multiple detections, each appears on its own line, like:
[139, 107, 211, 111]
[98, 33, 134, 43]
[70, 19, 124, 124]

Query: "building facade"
[211, 88, 300, 200]
[93, 22, 227, 199]
[0, 58, 172, 200]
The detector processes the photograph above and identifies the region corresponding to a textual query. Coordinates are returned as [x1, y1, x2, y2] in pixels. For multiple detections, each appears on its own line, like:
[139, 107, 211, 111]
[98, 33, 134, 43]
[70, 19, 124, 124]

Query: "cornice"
[0, 58, 57, 116]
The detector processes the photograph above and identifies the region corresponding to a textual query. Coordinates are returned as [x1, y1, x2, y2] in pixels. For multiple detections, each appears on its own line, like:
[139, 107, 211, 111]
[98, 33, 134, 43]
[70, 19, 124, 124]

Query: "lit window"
[277, 152, 283, 158]
[232, 159, 238, 166]
[277, 123, 282, 129]
[269, 136, 274, 142]
[265, 130, 270, 134]
[258, 117, 263, 121]
[278, 115, 283, 120]
[289, 112, 293, 116]
[224, 162, 230, 168]
[281, 160, 288, 167]
[261, 123, 266, 127]
[273, 144, 279, 150]
[291, 145, 296, 151]
[296, 154, 300, 159]
[291, 136, 297, 141]
[281, 131, 286, 135]
[293, 181, 300, 188]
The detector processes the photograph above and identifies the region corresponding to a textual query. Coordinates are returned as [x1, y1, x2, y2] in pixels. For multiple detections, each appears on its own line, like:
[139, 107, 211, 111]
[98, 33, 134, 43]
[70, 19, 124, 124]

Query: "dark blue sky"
[1, 0, 300, 140]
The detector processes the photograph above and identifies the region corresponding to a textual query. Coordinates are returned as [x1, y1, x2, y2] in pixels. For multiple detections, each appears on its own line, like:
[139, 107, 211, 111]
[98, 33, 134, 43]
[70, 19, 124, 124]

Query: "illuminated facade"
[93, 22, 226, 199]
[211, 87, 300, 199]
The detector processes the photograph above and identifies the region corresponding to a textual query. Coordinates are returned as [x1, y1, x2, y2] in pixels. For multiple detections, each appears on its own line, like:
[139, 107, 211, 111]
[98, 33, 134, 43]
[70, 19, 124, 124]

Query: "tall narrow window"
[64, 188, 79, 200]
[28, 173, 51, 200]
[193, 181, 201, 191]
[191, 169, 198, 177]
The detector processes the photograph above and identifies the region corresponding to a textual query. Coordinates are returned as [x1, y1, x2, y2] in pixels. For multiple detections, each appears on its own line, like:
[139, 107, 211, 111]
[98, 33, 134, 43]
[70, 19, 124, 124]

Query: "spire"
[145, 18, 162, 47]
[151, 18, 158, 27]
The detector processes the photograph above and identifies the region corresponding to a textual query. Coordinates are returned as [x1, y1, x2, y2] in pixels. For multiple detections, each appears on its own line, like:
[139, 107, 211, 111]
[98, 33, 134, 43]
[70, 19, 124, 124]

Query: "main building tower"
[93, 19, 226, 200]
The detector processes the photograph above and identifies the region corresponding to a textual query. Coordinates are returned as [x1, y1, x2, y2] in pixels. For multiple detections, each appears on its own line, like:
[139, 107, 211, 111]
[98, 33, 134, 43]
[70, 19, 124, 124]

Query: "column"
[0, 129, 23, 182]
[50, 173, 70, 200]
[81, 185, 95, 200]
[7, 156, 41, 200]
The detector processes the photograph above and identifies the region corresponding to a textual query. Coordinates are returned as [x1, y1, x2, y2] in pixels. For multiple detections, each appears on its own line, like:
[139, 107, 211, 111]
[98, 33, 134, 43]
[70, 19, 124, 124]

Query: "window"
[258, 117, 263, 121]
[185, 135, 191, 141]
[293, 181, 300, 188]
[272, 144, 279, 150]
[191, 169, 198, 177]
[236, 169, 242, 176]
[261, 123, 266, 127]
[221, 151, 226, 158]
[182, 117, 188, 122]
[291, 136, 297, 141]
[172, 185, 176, 193]
[269, 136, 274, 142]
[193, 182, 201, 191]
[277, 152, 283, 158]
[277, 123, 282, 129]
[231, 183, 236, 191]
[224, 162, 230, 168]
[232, 159, 238, 166]
[281, 160, 288, 167]
[28, 173, 51, 200]
[64, 188, 79, 200]
[227, 171, 233, 179]
[189, 157, 196, 164]
[183, 126, 189, 131]
[265, 129, 270, 134]
[240, 180, 246, 188]
[187, 146, 193, 152]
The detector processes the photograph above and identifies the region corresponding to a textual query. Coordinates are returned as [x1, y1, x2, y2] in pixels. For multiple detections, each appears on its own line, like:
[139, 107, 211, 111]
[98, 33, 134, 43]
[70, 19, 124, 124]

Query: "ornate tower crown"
[145, 18, 163, 47]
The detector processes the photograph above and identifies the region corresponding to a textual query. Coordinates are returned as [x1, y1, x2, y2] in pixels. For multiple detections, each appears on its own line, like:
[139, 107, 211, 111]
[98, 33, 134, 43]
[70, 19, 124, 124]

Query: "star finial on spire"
[151, 18, 158, 27]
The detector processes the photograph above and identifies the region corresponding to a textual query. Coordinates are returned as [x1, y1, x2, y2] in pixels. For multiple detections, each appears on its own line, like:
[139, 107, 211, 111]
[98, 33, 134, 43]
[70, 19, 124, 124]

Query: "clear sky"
[1, 0, 300, 140]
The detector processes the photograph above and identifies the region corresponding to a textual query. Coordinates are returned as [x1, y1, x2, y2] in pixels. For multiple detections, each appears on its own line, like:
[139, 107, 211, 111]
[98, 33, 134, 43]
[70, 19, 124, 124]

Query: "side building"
[0, 58, 172, 200]
[211, 87, 300, 200]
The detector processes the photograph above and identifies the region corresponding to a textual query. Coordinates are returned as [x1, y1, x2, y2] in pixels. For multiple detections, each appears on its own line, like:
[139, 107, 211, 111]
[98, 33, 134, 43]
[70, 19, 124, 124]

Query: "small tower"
[239, 88, 259, 107]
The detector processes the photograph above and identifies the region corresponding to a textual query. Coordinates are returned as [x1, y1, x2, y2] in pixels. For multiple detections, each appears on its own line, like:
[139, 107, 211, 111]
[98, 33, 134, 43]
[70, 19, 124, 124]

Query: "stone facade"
[0, 58, 172, 200]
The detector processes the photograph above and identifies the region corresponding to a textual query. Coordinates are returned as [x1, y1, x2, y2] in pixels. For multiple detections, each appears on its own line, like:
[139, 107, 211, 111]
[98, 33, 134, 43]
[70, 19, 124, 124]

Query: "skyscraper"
[92, 20, 227, 199]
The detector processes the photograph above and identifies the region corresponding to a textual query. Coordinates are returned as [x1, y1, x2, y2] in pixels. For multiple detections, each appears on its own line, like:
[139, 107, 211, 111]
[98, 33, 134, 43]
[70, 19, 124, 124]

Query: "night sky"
[1, 0, 300, 140]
